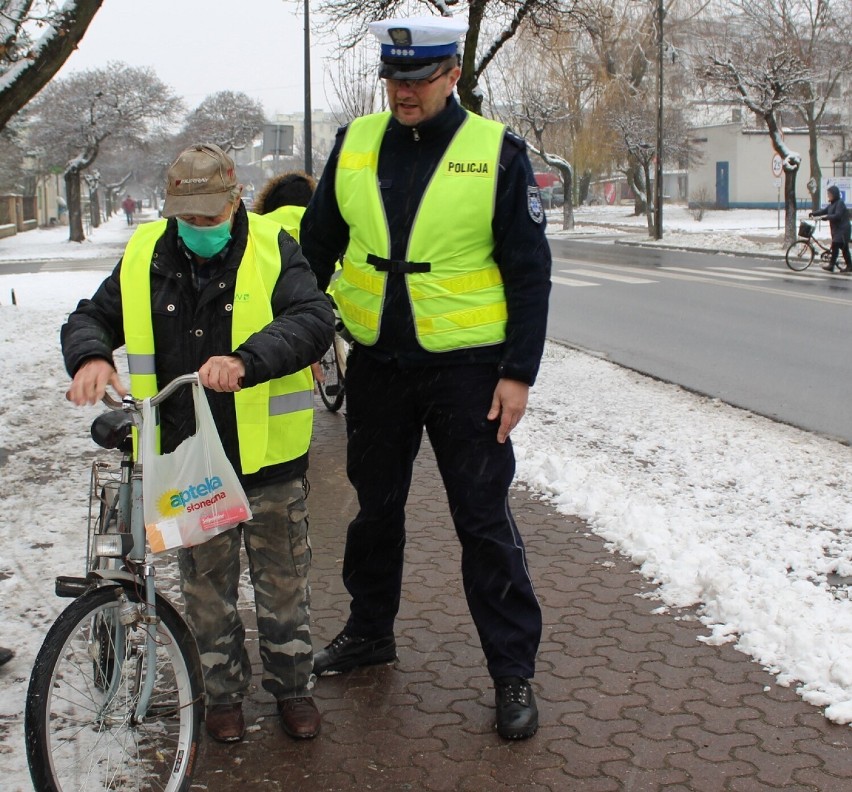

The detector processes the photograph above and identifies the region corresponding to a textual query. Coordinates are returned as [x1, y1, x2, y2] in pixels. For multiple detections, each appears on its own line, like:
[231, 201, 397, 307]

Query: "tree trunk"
[561, 166, 574, 231]
[457, 0, 486, 114]
[784, 168, 798, 247]
[808, 123, 821, 213]
[90, 189, 101, 228]
[65, 170, 84, 242]
[644, 162, 655, 237]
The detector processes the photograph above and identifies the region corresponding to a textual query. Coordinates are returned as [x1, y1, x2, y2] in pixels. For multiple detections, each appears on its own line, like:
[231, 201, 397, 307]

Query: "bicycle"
[25, 373, 205, 792]
[315, 297, 351, 412]
[785, 218, 838, 272]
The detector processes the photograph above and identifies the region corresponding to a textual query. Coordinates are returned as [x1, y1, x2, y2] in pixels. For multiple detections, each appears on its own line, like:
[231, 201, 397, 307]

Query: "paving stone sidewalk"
[189, 402, 852, 791]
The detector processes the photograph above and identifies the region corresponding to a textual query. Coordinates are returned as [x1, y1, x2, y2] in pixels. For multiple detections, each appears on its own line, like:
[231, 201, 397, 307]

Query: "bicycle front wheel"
[25, 585, 203, 792]
[316, 341, 345, 412]
[785, 240, 814, 271]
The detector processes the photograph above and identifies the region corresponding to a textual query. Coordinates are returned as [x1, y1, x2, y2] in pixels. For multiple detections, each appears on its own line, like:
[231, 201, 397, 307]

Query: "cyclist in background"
[810, 184, 851, 273]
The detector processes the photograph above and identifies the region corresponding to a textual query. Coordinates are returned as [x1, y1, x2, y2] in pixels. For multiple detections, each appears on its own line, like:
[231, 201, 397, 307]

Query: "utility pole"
[654, 0, 664, 240]
[303, 0, 313, 177]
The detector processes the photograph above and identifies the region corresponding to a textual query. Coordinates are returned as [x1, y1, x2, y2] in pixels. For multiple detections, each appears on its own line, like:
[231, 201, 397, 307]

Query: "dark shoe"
[277, 696, 321, 739]
[205, 703, 245, 743]
[313, 631, 397, 675]
[821, 263, 837, 272]
[495, 677, 539, 740]
[0, 647, 13, 667]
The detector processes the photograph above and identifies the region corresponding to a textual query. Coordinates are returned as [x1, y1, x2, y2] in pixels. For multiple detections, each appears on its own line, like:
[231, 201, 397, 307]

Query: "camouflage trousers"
[177, 477, 314, 706]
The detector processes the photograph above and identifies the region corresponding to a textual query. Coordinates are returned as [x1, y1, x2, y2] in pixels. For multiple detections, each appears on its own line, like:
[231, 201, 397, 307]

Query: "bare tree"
[0, 0, 104, 131]
[0, 122, 26, 190]
[180, 91, 266, 153]
[316, 0, 572, 114]
[702, 19, 812, 244]
[27, 61, 182, 241]
[725, 0, 852, 212]
[327, 38, 385, 124]
[488, 28, 581, 229]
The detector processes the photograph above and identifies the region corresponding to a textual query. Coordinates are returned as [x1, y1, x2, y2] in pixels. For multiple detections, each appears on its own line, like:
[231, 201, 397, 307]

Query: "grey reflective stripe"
[127, 354, 156, 375]
[269, 389, 314, 416]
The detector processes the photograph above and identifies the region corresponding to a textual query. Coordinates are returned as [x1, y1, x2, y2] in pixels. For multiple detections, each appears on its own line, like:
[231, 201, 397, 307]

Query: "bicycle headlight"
[93, 533, 133, 558]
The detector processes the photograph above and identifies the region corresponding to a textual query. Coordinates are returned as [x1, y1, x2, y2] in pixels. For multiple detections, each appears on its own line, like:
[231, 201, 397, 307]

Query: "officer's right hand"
[66, 359, 128, 405]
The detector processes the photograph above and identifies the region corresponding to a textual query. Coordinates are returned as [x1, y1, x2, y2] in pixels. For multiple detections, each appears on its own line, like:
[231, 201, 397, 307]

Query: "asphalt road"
[547, 237, 852, 445]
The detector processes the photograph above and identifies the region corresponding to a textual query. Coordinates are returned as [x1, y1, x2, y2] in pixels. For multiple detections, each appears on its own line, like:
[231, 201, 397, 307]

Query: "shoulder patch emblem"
[527, 186, 544, 224]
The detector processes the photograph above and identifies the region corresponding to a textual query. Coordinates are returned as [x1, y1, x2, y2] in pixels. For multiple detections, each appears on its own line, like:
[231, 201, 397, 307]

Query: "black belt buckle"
[367, 253, 431, 274]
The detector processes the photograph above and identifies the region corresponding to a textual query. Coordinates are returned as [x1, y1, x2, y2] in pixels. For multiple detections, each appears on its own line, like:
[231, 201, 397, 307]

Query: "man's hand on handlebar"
[198, 355, 245, 392]
[67, 359, 128, 406]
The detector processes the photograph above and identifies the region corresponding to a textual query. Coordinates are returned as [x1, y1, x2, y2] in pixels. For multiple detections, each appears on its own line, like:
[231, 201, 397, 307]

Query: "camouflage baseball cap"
[161, 143, 238, 218]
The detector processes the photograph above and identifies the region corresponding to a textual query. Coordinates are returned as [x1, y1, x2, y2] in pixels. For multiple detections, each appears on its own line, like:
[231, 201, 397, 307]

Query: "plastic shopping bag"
[142, 377, 252, 553]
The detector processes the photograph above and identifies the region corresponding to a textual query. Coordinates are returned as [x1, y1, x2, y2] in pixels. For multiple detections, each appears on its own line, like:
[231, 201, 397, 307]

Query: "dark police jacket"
[301, 96, 552, 386]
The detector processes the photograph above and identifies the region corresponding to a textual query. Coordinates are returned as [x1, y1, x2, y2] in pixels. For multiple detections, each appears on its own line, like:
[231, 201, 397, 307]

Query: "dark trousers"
[342, 349, 542, 679]
[830, 241, 851, 269]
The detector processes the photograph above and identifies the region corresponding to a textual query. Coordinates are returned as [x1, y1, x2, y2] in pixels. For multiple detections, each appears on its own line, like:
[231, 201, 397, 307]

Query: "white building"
[688, 122, 848, 209]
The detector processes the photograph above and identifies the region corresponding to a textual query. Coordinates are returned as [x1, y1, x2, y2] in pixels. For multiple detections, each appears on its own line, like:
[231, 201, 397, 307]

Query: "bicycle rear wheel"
[26, 585, 203, 792]
[316, 341, 345, 412]
[785, 240, 814, 271]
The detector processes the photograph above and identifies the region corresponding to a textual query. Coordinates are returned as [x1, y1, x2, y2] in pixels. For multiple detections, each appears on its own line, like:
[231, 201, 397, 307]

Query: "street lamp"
[303, 0, 313, 177]
[654, 0, 664, 240]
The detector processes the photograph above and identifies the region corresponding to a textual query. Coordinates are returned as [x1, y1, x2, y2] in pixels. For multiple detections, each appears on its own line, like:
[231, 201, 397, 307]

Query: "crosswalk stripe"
[551, 275, 597, 287]
[660, 266, 765, 281]
[560, 268, 655, 284]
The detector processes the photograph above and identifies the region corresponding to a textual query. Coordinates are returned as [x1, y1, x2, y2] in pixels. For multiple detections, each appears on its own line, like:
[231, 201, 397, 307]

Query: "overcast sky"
[55, 0, 339, 117]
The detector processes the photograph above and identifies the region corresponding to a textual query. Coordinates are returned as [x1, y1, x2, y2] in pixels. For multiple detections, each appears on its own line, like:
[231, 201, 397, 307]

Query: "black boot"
[494, 677, 539, 739]
[313, 632, 397, 675]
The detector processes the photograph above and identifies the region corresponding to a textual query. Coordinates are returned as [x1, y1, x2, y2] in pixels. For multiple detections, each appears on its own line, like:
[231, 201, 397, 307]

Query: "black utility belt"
[366, 253, 431, 274]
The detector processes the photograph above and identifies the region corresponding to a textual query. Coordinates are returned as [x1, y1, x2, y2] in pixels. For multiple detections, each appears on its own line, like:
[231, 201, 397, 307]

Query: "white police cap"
[369, 15, 468, 81]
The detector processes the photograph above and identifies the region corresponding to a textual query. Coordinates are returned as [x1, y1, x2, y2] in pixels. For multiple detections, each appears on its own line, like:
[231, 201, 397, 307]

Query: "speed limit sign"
[771, 154, 783, 178]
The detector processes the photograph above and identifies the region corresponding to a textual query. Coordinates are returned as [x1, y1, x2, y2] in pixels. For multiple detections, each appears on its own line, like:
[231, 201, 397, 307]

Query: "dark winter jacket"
[61, 202, 334, 491]
[812, 188, 851, 244]
[300, 95, 552, 386]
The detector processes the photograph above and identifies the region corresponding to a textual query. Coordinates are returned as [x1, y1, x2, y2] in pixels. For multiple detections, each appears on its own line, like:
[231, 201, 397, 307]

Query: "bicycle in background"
[785, 219, 843, 272]
[315, 295, 351, 412]
[25, 374, 204, 792]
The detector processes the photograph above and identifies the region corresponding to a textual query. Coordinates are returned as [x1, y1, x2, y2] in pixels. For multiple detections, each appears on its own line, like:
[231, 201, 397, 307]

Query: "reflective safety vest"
[264, 205, 305, 242]
[334, 111, 508, 352]
[120, 216, 314, 475]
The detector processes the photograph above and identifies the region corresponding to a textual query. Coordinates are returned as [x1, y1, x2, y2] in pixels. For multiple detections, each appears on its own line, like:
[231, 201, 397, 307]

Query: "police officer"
[62, 143, 334, 744]
[300, 15, 551, 740]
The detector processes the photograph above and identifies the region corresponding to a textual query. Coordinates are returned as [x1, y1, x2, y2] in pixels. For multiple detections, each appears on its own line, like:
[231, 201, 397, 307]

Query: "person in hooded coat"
[810, 184, 851, 272]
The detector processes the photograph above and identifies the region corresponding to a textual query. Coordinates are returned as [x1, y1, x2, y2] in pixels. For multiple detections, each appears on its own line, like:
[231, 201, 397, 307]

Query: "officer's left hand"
[199, 355, 246, 392]
[488, 379, 529, 444]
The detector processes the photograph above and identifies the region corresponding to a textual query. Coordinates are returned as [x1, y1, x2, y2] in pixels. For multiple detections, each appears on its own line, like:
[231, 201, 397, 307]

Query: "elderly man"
[62, 143, 334, 743]
[300, 15, 551, 740]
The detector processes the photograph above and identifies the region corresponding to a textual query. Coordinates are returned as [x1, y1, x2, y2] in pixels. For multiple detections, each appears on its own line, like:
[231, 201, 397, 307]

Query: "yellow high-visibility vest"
[334, 110, 507, 352]
[120, 215, 313, 474]
[264, 205, 305, 242]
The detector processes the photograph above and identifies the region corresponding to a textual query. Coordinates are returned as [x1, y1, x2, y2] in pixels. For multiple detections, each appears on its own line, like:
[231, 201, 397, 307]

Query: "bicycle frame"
[58, 372, 199, 722]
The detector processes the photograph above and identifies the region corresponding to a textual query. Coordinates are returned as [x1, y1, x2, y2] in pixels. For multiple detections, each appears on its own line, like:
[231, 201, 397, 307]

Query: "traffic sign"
[771, 154, 783, 178]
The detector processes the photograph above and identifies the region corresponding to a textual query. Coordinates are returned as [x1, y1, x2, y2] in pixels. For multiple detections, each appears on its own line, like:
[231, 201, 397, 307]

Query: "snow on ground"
[0, 206, 850, 787]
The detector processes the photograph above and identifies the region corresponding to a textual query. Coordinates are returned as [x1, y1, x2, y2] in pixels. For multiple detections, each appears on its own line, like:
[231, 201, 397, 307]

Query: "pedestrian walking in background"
[121, 194, 136, 226]
[62, 143, 334, 744]
[300, 15, 552, 740]
[811, 184, 851, 272]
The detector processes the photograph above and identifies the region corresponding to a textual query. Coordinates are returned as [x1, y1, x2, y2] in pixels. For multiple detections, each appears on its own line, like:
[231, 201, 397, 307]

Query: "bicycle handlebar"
[101, 372, 199, 411]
